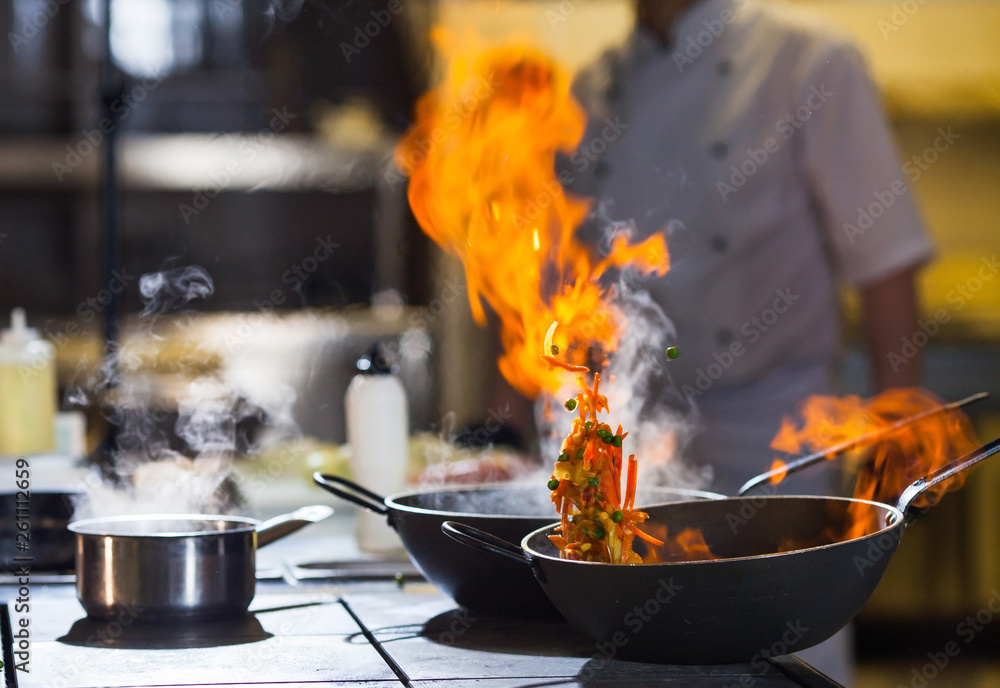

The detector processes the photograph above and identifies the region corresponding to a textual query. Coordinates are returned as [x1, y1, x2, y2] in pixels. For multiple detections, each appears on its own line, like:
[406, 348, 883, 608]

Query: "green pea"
[611, 510, 623, 523]
[602, 433, 613, 444]
[564, 398, 578, 411]
[584, 421, 593, 431]
[550, 344, 559, 355]
[592, 527, 606, 540]
[547, 478, 560, 490]
[588, 476, 600, 487]
[612, 435, 622, 448]
[576, 449, 585, 460]
[666, 346, 679, 359]
[558, 452, 569, 462]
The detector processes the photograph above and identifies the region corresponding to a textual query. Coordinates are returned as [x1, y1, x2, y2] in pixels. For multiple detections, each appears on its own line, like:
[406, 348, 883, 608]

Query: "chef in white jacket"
[569, 0, 933, 492]
[567, 1, 935, 681]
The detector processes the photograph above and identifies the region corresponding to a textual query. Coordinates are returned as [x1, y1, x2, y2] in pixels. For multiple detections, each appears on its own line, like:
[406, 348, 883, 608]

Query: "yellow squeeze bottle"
[0, 308, 56, 455]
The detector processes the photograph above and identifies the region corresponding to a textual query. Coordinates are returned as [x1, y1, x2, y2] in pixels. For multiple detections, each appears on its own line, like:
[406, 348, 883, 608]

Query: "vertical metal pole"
[98, 0, 121, 463]
[100, 0, 120, 360]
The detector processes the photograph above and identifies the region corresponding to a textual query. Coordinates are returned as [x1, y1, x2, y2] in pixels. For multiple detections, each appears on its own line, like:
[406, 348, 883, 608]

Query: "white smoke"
[139, 265, 215, 317]
[71, 265, 300, 520]
[537, 284, 711, 492]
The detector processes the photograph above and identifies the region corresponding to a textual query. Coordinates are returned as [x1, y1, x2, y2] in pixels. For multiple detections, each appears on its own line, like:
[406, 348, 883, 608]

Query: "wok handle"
[313, 472, 390, 516]
[441, 521, 532, 567]
[896, 435, 1000, 519]
[256, 505, 334, 548]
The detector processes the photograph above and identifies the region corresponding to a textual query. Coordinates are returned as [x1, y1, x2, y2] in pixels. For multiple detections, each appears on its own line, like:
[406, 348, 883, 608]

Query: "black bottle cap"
[356, 342, 397, 375]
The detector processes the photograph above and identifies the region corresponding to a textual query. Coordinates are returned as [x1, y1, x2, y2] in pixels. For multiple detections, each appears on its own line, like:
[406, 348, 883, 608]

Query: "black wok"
[444, 436, 1000, 664]
[312, 473, 722, 618]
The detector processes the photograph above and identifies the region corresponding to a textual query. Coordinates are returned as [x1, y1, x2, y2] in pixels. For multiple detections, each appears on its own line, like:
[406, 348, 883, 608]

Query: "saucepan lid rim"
[68, 513, 259, 537]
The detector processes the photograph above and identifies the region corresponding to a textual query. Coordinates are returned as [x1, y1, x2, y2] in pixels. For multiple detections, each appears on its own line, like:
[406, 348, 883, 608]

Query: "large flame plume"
[395, 30, 668, 398]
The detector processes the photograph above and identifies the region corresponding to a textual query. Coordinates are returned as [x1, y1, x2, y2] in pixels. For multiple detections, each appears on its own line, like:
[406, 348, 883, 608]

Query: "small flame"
[767, 459, 788, 485]
[641, 520, 719, 562]
[770, 388, 980, 539]
[396, 30, 668, 398]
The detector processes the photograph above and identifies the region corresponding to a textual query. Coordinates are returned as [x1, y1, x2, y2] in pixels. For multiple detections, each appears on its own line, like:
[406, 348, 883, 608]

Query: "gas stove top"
[1, 576, 843, 688]
[0, 494, 845, 687]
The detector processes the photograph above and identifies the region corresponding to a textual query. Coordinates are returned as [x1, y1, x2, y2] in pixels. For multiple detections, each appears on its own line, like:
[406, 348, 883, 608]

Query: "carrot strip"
[539, 354, 590, 372]
[624, 455, 637, 512]
[633, 526, 664, 547]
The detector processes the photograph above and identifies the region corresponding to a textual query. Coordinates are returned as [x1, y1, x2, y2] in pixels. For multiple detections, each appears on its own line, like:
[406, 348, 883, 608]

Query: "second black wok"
[313, 474, 721, 617]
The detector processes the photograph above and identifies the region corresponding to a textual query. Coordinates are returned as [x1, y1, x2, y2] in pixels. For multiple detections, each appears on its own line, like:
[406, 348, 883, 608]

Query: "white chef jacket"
[567, 0, 934, 496]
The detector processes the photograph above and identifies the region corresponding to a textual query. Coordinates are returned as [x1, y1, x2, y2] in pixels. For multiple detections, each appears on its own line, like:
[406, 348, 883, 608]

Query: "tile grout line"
[339, 598, 413, 688]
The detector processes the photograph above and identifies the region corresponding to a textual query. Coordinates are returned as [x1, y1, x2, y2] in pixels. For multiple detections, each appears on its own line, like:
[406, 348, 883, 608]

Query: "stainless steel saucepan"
[68, 505, 333, 622]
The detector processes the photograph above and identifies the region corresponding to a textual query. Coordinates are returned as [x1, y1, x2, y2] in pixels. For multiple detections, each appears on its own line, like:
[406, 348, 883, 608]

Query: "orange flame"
[395, 30, 668, 398]
[640, 520, 719, 562]
[770, 388, 980, 539]
[767, 459, 788, 485]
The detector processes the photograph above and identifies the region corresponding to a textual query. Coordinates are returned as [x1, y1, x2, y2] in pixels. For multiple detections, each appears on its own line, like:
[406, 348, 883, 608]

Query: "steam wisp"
[71, 264, 297, 521]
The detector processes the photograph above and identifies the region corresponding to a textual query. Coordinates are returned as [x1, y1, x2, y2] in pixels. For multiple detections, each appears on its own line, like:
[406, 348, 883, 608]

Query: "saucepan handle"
[257, 505, 334, 548]
[441, 521, 532, 568]
[313, 472, 390, 516]
[896, 435, 1000, 519]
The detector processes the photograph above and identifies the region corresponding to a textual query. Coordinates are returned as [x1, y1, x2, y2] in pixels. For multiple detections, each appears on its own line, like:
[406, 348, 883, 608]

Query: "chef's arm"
[860, 266, 922, 391]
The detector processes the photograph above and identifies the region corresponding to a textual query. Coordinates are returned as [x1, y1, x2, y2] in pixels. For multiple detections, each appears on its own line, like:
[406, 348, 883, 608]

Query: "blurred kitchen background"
[1, 0, 999, 681]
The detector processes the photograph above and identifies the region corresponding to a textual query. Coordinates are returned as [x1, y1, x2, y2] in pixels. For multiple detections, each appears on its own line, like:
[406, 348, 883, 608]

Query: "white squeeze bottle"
[345, 345, 408, 553]
[0, 308, 57, 455]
